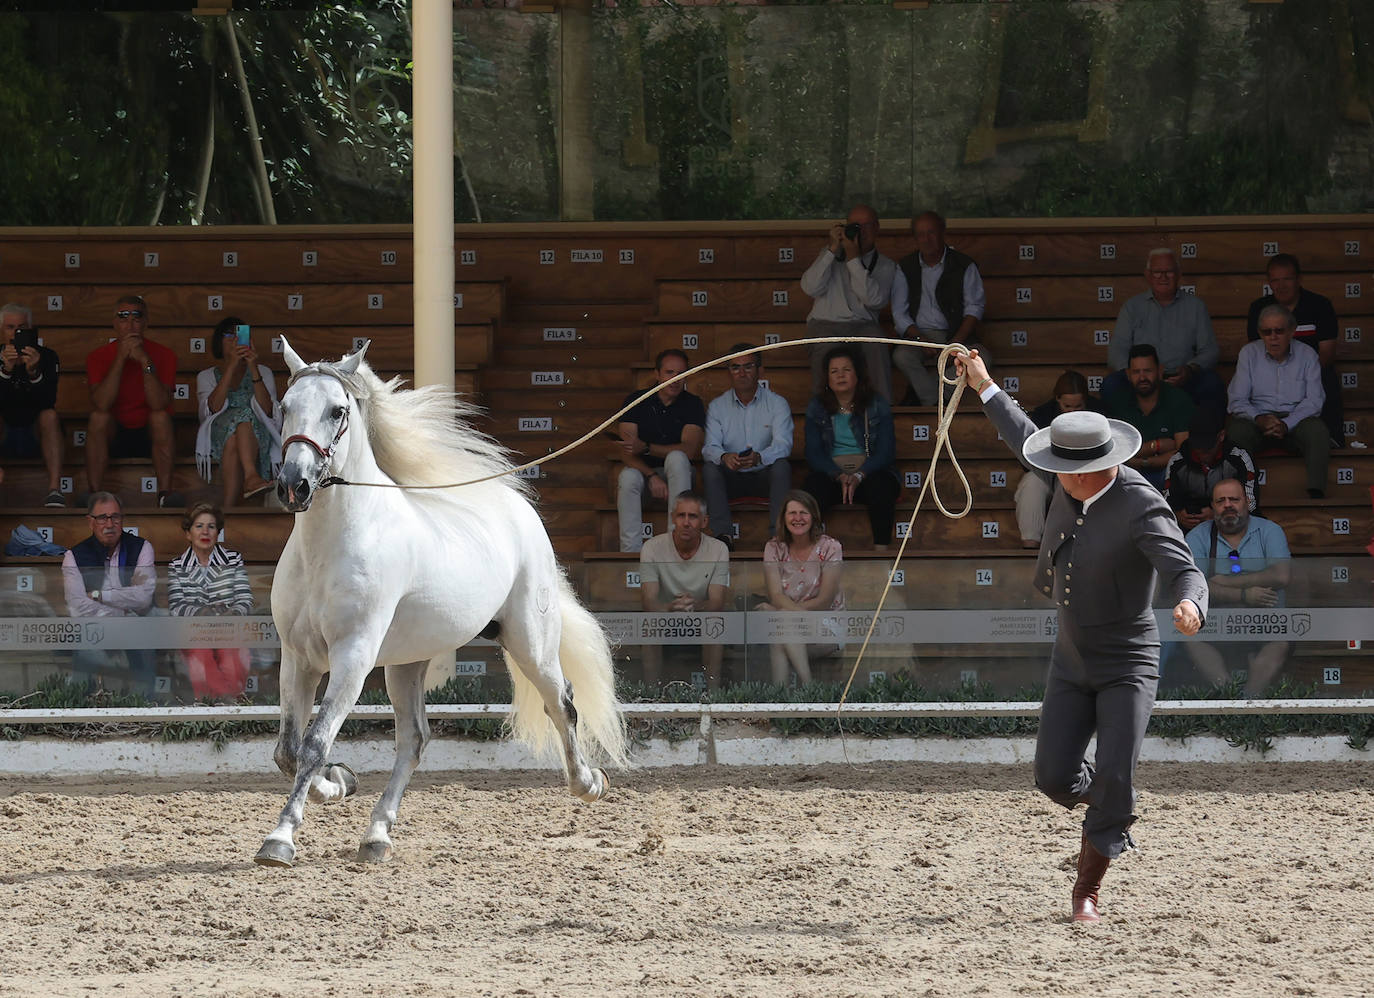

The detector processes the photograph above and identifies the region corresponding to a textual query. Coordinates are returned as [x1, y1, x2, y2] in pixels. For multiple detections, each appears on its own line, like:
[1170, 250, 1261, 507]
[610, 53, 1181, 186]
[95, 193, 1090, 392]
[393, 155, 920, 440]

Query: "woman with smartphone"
[195, 316, 282, 505]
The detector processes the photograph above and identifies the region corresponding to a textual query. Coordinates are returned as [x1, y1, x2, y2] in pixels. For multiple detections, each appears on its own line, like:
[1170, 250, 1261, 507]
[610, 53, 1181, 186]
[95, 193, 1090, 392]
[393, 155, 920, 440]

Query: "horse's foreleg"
[272, 648, 318, 779]
[255, 659, 371, 868]
[358, 658, 432, 863]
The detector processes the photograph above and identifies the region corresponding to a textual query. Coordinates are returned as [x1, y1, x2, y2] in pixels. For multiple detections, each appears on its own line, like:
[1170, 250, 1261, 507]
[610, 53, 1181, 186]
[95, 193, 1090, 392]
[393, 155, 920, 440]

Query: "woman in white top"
[757, 489, 845, 686]
[195, 317, 282, 506]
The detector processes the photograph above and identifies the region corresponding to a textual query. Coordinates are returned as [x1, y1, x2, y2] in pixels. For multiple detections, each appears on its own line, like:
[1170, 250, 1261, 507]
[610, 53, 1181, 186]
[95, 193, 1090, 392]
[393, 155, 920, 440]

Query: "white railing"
[4, 697, 1374, 726]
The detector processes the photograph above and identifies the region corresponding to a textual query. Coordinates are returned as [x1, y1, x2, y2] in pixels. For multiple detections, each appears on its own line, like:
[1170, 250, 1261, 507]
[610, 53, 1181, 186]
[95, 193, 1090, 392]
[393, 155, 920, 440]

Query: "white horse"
[254, 338, 627, 867]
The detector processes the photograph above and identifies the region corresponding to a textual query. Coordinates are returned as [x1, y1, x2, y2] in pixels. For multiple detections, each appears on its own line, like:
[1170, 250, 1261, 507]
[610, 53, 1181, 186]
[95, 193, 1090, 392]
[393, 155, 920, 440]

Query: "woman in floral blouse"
[756, 489, 845, 686]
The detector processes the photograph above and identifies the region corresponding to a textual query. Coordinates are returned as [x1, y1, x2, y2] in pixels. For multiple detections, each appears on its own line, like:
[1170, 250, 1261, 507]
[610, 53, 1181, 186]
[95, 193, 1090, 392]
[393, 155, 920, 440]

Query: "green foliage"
[2, 2, 1368, 224]
[1005, 126, 1332, 218]
[0, 5, 414, 225]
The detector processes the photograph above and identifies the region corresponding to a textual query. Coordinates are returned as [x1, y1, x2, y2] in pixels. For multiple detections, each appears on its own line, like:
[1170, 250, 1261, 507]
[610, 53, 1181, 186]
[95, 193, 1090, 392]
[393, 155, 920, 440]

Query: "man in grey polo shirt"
[1107, 248, 1225, 416]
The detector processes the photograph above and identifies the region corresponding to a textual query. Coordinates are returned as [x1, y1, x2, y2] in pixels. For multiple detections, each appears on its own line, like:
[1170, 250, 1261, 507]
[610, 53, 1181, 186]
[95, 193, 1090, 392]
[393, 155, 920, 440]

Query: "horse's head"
[276, 337, 369, 512]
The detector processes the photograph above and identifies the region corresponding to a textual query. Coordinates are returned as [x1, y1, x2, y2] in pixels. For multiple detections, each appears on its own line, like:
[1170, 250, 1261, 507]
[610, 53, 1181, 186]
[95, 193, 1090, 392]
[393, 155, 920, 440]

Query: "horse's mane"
[310, 359, 531, 498]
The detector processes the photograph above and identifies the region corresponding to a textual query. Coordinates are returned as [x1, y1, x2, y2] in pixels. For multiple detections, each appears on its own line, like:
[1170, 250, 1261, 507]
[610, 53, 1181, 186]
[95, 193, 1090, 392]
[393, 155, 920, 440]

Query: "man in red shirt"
[85, 294, 181, 506]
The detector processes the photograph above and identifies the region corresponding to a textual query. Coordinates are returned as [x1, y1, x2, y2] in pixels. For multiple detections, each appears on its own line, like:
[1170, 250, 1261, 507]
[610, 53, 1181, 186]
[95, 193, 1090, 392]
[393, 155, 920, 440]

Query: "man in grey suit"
[956, 349, 1208, 923]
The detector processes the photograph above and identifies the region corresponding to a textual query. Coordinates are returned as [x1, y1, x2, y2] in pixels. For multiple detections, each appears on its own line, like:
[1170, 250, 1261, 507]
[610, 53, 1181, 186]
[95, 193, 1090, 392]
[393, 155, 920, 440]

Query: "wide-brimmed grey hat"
[1022, 410, 1142, 474]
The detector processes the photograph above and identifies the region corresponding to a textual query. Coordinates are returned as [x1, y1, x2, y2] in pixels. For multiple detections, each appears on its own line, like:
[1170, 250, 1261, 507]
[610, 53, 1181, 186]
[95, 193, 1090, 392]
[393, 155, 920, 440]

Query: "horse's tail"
[506, 572, 629, 769]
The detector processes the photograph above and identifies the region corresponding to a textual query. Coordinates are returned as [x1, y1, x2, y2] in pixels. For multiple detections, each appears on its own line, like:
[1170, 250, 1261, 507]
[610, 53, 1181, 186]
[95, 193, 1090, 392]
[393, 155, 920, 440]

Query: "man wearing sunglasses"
[60, 491, 159, 693]
[84, 294, 181, 506]
[1183, 476, 1291, 695]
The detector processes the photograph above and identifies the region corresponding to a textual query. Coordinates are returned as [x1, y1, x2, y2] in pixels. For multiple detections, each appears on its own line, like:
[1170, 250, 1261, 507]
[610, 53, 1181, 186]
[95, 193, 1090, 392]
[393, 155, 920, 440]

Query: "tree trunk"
[223, 12, 277, 224]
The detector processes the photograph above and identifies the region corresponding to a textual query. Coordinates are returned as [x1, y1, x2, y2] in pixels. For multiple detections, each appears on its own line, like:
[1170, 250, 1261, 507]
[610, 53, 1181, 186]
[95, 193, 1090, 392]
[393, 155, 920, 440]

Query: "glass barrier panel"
[1, 559, 1369, 706]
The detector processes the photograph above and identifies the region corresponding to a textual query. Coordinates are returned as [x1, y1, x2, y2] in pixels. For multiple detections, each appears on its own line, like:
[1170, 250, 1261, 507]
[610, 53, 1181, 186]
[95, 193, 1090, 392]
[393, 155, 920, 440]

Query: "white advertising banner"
[0, 607, 1367, 650]
[0, 616, 280, 650]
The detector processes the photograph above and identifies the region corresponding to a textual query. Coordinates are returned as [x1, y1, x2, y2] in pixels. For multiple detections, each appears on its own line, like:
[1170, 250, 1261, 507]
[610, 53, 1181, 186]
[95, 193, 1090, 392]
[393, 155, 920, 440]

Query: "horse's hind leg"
[357, 657, 432, 864]
[548, 678, 609, 803]
[510, 653, 607, 803]
[255, 656, 371, 867]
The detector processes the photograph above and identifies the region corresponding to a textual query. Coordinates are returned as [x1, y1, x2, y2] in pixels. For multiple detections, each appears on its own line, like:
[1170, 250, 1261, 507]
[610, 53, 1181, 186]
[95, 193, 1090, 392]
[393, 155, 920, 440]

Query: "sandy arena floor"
[2, 760, 1373, 997]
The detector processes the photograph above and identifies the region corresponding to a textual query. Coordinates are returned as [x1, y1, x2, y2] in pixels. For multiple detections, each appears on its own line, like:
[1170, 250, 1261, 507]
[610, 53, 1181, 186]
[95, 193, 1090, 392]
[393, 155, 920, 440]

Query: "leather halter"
[280, 367, 354, 492]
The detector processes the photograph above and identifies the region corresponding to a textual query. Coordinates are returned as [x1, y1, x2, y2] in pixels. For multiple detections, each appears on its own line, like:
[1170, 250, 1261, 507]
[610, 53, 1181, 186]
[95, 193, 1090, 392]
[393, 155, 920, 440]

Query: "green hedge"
[4, 672, 1372, 756]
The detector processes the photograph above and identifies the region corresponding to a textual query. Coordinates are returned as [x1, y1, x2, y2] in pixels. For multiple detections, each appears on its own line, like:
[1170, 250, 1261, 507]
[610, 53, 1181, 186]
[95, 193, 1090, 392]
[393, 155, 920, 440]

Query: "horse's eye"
[332, 405, 345, 421]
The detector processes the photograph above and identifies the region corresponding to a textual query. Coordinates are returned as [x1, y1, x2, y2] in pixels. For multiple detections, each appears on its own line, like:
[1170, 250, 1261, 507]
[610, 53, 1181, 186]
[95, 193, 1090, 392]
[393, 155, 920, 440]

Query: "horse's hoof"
[327, 762, 358, 799]
[357, 840, 393, 864]
[578, 768, 610, 803]
[253, 839, 296, 868]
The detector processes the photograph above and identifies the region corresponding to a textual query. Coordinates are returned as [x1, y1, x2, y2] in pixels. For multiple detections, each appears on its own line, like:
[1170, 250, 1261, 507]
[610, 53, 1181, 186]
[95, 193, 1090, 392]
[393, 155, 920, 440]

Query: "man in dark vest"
[61, 491, 158, 693]
[890, 210, 988, 404]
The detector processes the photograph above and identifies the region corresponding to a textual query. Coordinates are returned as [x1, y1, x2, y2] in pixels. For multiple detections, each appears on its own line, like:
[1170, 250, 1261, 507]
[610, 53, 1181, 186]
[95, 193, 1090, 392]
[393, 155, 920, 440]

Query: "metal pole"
[411, 0, 455, 390]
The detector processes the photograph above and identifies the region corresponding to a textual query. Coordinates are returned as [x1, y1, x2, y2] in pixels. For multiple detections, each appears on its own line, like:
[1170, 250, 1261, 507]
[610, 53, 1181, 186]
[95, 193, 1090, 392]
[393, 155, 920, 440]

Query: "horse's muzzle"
[277, 471, 313, 512]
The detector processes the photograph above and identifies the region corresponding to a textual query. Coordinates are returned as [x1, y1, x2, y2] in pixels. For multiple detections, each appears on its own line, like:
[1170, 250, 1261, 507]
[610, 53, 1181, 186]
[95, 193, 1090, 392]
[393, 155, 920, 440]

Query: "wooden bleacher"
[0, 217, 1369, 577]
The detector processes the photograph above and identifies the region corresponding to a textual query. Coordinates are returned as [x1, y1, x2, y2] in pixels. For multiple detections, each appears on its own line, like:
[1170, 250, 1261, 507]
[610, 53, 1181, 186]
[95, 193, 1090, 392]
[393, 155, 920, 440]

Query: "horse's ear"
[281, 336, 307, 376]
[337, 338, 370, 376]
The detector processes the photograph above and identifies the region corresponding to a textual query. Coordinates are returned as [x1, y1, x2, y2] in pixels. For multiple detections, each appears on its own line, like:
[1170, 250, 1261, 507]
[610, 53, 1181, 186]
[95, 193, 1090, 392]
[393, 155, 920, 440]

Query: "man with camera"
[890, 211, 988, 405]
[85, 294, 182, 506]
[799, 204, 897, 399]
[0, 303, 65, 506]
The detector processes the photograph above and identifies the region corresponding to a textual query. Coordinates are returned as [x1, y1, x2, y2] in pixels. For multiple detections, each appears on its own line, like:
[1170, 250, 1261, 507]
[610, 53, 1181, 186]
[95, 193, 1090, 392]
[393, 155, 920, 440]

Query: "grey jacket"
[986, 391, 1208, 628]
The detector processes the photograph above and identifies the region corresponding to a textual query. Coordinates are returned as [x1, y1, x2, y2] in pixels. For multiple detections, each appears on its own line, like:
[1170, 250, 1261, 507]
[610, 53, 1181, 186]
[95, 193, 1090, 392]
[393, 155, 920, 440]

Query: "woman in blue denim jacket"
[802, 345, 901, 549]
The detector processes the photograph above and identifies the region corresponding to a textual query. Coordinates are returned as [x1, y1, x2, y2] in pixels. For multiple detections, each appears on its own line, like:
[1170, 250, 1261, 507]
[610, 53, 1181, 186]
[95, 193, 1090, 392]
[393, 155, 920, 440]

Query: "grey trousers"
[806, 319, 892, 400]
[893, 332, 991, 405]
[1034, 616, 1159, 859]
[701, 460, 792, 539]
[1226, 414, 1329, 492]
[617, 450, 694, 553]
[1014, 470, 1052, 544]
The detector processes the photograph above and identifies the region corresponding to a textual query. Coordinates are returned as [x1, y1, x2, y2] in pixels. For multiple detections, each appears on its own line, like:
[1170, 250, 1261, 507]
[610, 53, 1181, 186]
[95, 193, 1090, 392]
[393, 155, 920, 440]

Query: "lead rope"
[321, 334, 975, 758]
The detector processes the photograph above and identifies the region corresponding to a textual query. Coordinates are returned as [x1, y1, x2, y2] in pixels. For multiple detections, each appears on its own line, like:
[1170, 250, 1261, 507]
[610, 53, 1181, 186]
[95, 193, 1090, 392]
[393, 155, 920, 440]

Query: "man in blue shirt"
[1227, 304, 1328, 498]
[1184, 477, 1291, 695]
[701, 344, 794, 547]
[1245, 253, 1344, 447]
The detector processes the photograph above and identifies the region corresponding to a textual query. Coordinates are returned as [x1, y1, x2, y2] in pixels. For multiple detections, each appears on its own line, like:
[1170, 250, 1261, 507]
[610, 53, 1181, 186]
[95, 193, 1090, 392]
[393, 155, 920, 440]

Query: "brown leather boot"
[1072, 832, 1111, 923]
